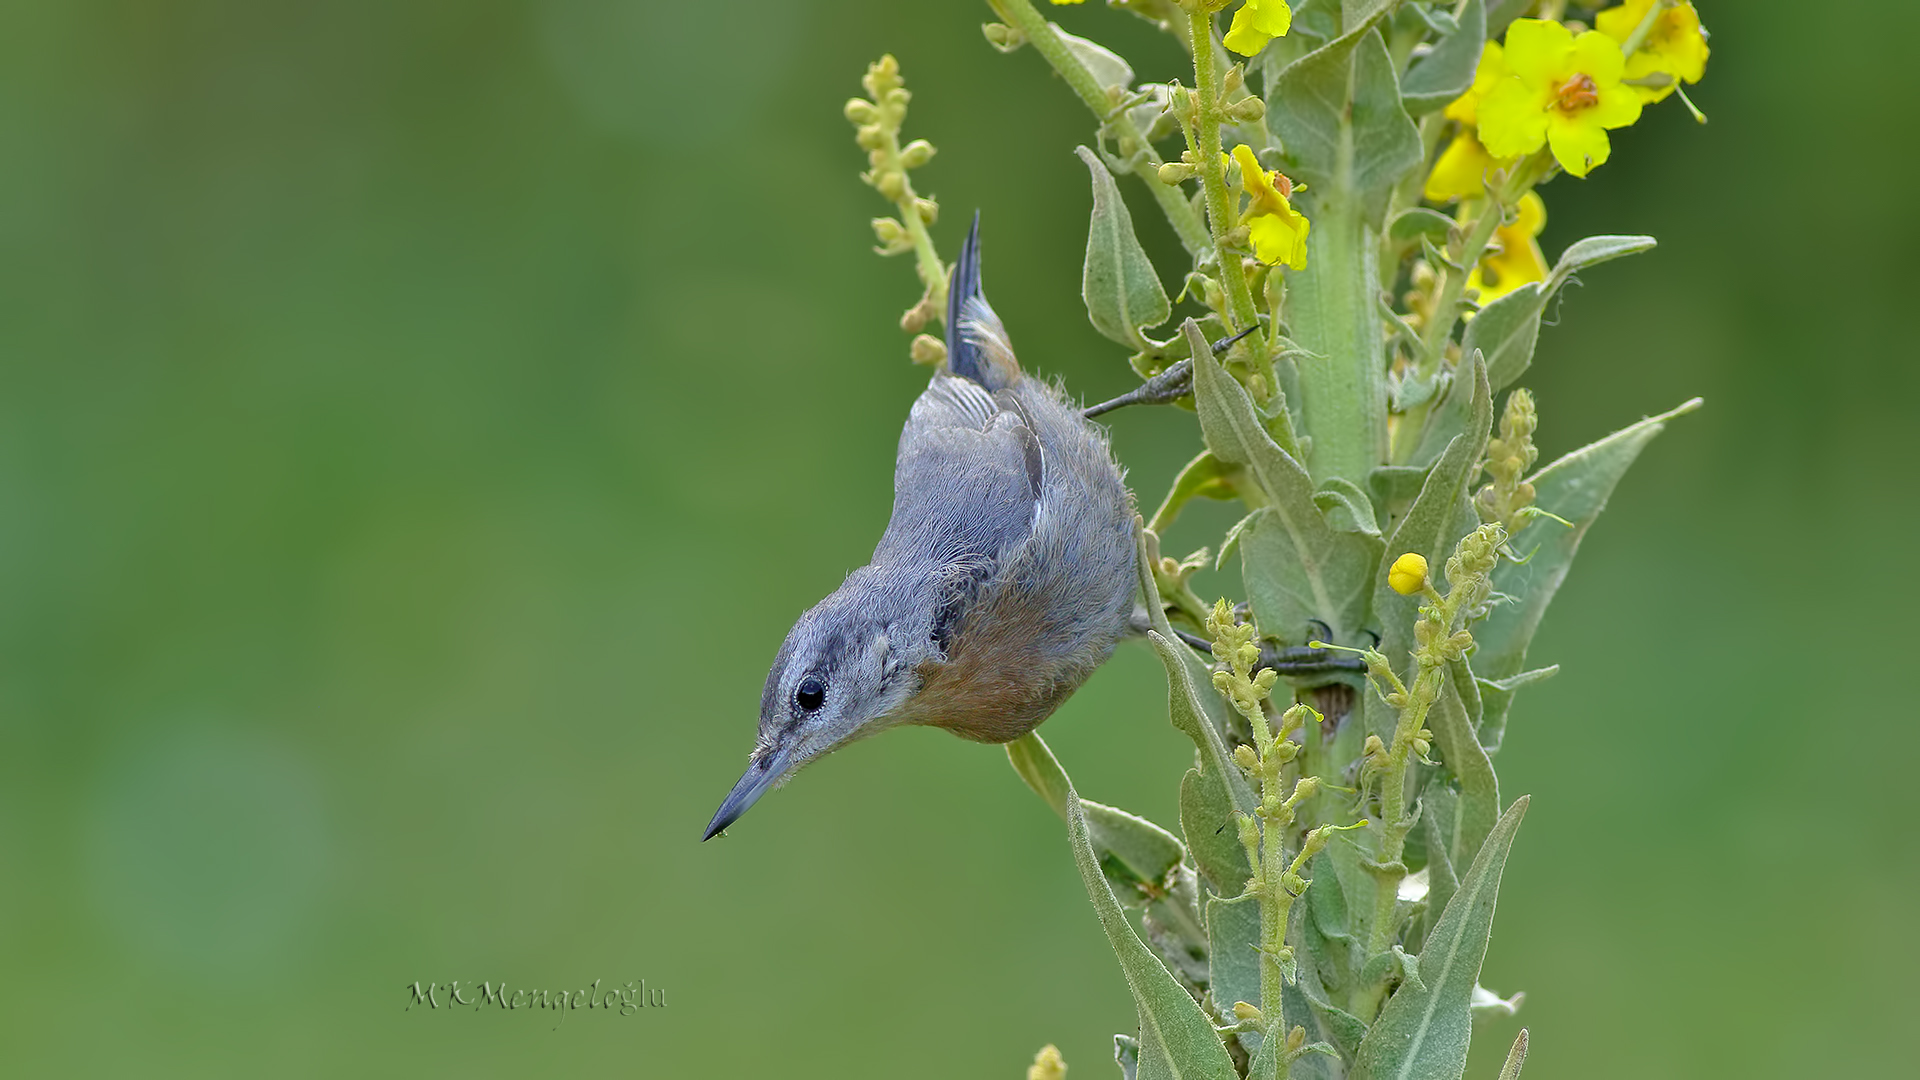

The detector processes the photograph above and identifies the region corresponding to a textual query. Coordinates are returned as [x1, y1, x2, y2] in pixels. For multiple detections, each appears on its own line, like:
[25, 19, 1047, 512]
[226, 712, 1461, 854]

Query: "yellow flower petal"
[1567, 29, 1626, 86]
[1444, 42, 1506, 126]
[1476, 77, 1550, 159]
[1425, 131, 1506, 202]
[1546, 112, 1612, 177]
[1224, 0, 1293, 58]
[1470, 190, 1550, 303]
[1249, 211, 1309, 270]
[1501, 18, 1576, 87]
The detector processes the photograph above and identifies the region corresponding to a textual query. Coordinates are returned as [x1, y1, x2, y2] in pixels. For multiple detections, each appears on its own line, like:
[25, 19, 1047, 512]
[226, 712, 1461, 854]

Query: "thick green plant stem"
[1186, 8, 1260, 331]
[990, 0, 1211, 256]
[1288, 192, 1388, 486]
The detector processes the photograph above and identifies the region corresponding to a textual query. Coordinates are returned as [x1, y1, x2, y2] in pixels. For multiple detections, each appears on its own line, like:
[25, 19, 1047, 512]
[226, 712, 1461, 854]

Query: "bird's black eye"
[795, 676, 826, 713]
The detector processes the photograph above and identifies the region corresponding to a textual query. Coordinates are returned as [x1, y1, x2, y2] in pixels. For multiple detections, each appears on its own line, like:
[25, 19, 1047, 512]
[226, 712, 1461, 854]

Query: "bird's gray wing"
[872, 373, 1041, 572]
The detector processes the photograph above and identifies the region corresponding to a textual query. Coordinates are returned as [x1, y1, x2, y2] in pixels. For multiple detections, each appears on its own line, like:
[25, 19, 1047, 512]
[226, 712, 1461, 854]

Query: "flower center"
[1553, 73, 1599, 113]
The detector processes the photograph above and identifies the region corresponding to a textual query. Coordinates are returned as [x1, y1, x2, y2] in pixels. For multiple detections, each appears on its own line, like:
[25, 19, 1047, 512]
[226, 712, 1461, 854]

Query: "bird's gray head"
[703, 571, 932, 839]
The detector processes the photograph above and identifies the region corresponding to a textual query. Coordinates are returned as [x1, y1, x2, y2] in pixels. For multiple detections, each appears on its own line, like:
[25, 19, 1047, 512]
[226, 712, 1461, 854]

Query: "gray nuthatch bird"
[703, 215, 1137, 839]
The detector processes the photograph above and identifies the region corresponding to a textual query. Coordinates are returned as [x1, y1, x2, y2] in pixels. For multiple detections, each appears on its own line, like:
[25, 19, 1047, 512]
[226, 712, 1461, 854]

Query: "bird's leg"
[1081, 325, 1261, 419]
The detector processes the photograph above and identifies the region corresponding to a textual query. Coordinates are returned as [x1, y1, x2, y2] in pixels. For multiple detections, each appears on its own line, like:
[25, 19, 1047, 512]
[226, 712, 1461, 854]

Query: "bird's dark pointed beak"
[702, 746, 793, 841]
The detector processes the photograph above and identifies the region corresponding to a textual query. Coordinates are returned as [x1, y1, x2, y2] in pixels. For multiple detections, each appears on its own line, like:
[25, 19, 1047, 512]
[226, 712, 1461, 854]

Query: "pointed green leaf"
[1008, 732, 1071, 817]
[1487, 0, 1533, 34]
[1415, 784, 1460, 952]
[1086, 799, 1187, 891]
[1269, 22, 1422, 217]
[1315, 476, 1381, 535]
[1367, 353, 1490, 743]
[1426, 666, 1497, 872]
[1206, 892, 1263, 1025]
[1474, 665, 1557, 753]
[1181, 767, 1252, 897]
[1401, 0, 1486, 115]
[1388, 207, 1457, 261]
[1067, 787, 1242, 1080]
[1189, 323, 1381, 639]
[1496, 1029, 1529, 1080]
[1054, 24, 1134, 90]
[1369, 463, 1432, 520]
[1475, 400, 1702, 680]
[1410, 235, 1658, 466]
[1077, 146, 1172, 350]
[1352, 796, 1530, 1080]
[1137, 523, 1259, 817]
[1545, 235, 1659, 293]
[1150, 451, 1243, 536]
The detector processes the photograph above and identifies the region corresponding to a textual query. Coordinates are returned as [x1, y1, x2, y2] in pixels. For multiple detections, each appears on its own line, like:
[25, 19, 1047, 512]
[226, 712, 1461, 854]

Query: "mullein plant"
[847, 2, 1707, 1077]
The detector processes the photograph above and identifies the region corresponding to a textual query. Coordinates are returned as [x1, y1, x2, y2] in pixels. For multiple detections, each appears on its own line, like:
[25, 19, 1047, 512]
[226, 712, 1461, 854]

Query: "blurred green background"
[2, 1, 1913, 1076]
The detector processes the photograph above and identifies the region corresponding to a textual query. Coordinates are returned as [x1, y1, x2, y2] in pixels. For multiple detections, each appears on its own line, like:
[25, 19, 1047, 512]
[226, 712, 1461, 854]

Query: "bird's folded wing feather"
[874, 375, 1041, 567]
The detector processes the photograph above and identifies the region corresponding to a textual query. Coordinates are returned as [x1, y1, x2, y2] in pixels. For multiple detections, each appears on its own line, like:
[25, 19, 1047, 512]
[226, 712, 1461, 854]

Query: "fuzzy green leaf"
[1054, 24, 1134, 90]
[1007, 731, 1071, 817]
[1401, 0, 1486, 115]
[1367, 353, 1490, 741]
[1352, 796, 1530, 1080]
[1388, 207, 1457, 260]
[1487, 0, 1533, 34]
[1269, 22, 1422, 217]
[1413, 235, 1657, 465]
[1473, 665, 1557, 753]
[1189, 324, 1381, 639]
[1077, 146, 1172, 350]
[1150, 451, 1242, 536]
[1315, 476, 1382, 536]
[1086, 799, 1188, 891]
[1427, 666, 1498, 873]
[1137, 523, 1259, 818]
[1496, 1030, 1529, 1080]
[1206, 892, 1263, 1032]
[1545, 234, 1658, 293]
[1067, 787, 1242, 1080]
[1009, 733, 1191, 904]
[1475, 400, 1701, 681]
[1181, 767, 1252, 897]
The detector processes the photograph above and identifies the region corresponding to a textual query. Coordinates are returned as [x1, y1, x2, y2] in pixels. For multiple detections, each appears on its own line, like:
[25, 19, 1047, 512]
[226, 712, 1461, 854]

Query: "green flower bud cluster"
[1476, 389, 1541, 536]
[844, 54, 950, 359]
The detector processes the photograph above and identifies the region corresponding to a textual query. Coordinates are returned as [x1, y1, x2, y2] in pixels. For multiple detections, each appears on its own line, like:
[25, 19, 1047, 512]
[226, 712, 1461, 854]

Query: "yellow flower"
[1424, 130, 1516, 202]
[1467, 191, 1549, 305]
[1224, 0, 1293, 58]
[1477, 18, 1644, 178]
[1596, 0, 1709, 102]
[1388, 552, 1429, 596]
[1232, 144, 1309, 270]
[1445, 42, 1507, 127]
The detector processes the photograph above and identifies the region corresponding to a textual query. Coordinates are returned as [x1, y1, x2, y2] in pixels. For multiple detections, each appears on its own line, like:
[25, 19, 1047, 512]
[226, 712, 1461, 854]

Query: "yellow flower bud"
[1156, 161, 1198, 185]
[909, 334, 946, 367]
[1226, 96, 1267, 122]
[854, 124, 887, 150]
[981, 22, 1026, 52]
[843, 98, 878, 125]
[1388, 552, 1429, 595]
[899, 139, 936, 169]
[1027, 1044, 1067, 1080]
[1233, 1000, 1264, 1022]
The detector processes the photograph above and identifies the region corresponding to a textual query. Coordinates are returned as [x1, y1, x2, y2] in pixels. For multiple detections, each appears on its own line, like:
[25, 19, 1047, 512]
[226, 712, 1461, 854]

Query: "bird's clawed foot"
[1082, 325, 1262, 419]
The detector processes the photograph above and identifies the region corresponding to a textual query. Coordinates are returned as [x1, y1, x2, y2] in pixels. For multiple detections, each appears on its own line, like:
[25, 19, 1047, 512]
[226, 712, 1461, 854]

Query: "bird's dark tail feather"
[945, 211, 991, 387]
